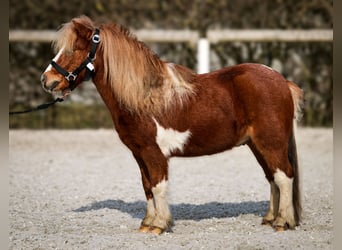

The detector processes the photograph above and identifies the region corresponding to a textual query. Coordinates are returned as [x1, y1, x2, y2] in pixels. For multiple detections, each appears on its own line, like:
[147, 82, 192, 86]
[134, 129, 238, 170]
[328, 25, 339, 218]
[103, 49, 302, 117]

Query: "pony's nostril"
[48, 80, 61, 91]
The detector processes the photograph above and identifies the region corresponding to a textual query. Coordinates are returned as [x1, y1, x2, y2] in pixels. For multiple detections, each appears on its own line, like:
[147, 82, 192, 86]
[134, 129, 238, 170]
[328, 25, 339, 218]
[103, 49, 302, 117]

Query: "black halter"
[50, 28, 100, 91]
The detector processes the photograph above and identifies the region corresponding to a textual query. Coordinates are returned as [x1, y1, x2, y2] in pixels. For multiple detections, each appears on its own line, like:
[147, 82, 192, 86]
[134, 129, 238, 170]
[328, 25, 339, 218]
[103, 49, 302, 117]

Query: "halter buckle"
[92, 34, 100, 43]
[65, 72, 77, 82]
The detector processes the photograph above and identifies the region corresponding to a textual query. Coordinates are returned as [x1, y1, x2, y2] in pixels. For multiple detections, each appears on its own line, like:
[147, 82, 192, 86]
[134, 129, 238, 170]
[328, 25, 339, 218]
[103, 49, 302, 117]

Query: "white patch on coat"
[44, 47, 64, 73]
[151, 179, 171, 229]
[153, 118, 191, 157]
[274, 169, 295, 227]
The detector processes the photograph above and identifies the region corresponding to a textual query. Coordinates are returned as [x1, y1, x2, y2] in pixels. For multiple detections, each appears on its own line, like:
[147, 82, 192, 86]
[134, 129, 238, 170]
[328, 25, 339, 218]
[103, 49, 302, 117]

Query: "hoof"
[138, 225, 151, 233]
[261, 218, 273, 227]
[150, 227, 164, 235]
[274, 225, 286, 232]
[138, 225, 165, 235]
[273, 222, 289, 232]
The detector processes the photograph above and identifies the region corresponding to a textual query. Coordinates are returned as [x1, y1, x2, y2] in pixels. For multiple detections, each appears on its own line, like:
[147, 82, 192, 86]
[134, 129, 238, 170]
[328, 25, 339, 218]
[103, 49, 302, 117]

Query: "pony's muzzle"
[41, 73, 60, 92]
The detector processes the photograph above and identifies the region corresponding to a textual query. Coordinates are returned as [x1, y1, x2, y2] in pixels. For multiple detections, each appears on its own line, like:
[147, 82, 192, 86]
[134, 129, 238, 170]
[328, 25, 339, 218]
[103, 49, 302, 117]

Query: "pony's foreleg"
[133, 155, 156, 232]
[150, 178, 171, 234]
[262, 181, 280, 226]
[139, 199, 156, 233]
[135, 148, 171, 235]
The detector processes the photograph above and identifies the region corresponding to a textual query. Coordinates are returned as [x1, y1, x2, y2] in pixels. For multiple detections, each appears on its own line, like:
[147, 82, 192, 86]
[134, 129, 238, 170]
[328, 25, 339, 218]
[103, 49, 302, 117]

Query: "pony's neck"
[98, 25, 195, 115]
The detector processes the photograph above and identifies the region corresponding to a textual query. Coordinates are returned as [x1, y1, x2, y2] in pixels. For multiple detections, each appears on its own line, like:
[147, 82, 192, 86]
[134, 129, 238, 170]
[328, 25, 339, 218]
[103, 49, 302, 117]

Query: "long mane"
[100, 22, 196, 114]
[54, 16, 196, 114]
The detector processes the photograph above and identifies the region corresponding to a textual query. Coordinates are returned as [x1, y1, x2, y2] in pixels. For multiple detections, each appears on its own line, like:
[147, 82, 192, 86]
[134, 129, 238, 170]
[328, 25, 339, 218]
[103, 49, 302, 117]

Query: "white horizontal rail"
[9, 30, 57, 42]
[135, 30, 199, 43]
[8, 29, 200, 43]
[9, 29, 333, 43]
[207, 29, 333, 43]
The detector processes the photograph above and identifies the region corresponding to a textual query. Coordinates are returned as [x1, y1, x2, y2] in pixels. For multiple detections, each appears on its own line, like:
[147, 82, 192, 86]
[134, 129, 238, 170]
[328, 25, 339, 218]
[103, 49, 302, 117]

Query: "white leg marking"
[274, 169, 295, 227]
[44, 47, 64, 73]
[263, 181, 279, 223]
[151, 179, 171, 229]
[270, 181, 280, 218]
[153, 118, 191, 157]
[142, 199, 156, 226]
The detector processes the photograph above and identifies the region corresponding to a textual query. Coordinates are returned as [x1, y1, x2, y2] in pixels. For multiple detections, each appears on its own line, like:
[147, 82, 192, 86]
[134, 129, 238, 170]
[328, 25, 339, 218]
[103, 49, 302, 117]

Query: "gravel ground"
[9, 128, 333, 249]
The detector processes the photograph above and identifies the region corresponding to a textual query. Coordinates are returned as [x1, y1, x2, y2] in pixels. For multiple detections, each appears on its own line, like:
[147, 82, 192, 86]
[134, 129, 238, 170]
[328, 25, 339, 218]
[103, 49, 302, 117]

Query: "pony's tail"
[288, 132, 302, 225]
[287, 81, 303, 225]
[288, 81, 304, 122]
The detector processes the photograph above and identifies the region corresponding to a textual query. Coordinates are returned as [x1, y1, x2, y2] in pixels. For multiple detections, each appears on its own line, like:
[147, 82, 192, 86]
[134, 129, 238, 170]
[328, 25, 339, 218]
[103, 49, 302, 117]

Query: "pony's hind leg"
[248, 142, 279, 226]
[262, 181, 280, 226]
[248, 139, 298, 230]
[273, 168, 296, 230]
[268, 132, 301, 230]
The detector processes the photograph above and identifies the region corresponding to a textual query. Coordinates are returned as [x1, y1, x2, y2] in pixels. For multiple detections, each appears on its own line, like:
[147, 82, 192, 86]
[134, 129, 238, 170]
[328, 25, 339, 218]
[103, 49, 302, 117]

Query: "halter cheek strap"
[50, 28, 100, 91]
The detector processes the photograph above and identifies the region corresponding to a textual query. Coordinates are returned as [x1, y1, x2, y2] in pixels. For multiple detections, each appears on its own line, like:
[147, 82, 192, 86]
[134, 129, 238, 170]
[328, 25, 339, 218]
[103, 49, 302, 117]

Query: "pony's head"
[41, 16, 98, 97]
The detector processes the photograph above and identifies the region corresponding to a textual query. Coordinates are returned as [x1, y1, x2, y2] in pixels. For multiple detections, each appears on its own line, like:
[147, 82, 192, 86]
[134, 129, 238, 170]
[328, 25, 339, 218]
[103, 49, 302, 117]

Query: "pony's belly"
[153, 117, 239, 157]
[174, 130, 239, 157]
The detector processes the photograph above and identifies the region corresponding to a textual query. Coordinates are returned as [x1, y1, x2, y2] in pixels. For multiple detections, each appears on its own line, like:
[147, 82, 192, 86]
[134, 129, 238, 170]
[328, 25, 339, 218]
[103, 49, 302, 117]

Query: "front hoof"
[150, 227, 164, 235]
[138, 225, 151, 233]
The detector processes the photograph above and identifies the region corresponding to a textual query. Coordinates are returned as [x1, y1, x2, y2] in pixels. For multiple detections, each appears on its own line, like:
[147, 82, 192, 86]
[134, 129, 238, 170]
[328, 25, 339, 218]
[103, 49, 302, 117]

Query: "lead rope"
[9, 97, 65, 115]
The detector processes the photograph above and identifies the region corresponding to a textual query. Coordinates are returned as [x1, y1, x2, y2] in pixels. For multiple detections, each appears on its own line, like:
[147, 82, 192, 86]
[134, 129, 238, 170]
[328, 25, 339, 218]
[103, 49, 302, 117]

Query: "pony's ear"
[71, 16, 94, 40]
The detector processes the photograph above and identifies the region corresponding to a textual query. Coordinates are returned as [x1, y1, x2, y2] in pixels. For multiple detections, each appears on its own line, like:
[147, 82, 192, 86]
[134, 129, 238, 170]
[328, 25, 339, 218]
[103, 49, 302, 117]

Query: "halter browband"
[50, 28, 100, 91]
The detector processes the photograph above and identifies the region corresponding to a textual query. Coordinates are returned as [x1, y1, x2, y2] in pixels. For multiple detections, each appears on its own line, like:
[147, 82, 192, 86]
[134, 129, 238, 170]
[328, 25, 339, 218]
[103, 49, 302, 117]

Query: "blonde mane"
[99, 23, 195, 114]
[54, 16, 195, 114]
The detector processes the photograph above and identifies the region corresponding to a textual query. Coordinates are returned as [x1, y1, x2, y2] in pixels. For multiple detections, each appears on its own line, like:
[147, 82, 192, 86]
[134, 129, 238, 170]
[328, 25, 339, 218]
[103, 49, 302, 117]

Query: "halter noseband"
[50, 28, 100, 91]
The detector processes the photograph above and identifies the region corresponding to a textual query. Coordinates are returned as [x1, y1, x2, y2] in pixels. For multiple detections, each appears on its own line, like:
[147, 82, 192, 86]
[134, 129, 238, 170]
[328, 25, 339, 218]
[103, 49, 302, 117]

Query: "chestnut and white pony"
[41, 16, 303, 234]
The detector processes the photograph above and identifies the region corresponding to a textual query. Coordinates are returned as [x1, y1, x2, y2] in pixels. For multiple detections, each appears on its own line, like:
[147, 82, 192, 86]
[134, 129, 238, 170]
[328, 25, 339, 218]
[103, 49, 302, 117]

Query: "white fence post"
[197, 38, 210, 74]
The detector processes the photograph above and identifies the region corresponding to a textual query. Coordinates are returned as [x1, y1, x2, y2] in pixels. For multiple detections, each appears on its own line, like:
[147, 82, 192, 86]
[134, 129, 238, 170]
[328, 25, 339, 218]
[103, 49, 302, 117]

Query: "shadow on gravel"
[73, 199, 268, 221]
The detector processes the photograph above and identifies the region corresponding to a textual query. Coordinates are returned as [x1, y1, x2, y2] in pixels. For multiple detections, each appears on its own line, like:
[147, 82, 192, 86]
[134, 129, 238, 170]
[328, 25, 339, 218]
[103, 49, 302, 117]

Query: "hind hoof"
[261, 218, 274, 227]
[138, 225, 151, 233]
[274, 225, 286, 232]
[273, 221, 289, 232]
